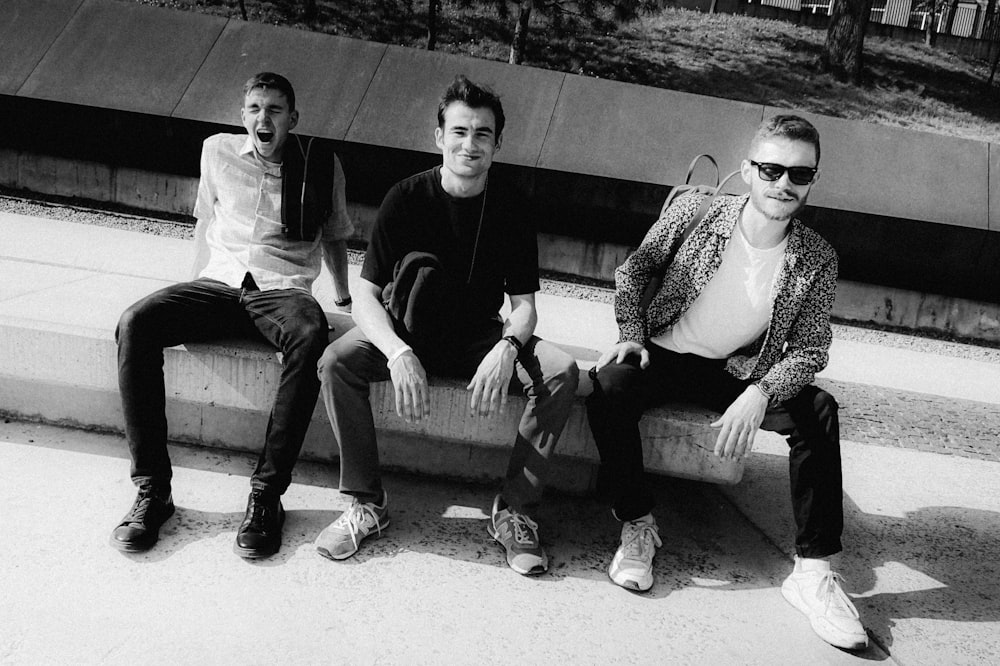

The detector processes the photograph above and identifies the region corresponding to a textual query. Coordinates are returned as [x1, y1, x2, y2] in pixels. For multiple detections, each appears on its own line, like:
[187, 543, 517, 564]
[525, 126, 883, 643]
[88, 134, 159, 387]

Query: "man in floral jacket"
[587, 115, 867, 651]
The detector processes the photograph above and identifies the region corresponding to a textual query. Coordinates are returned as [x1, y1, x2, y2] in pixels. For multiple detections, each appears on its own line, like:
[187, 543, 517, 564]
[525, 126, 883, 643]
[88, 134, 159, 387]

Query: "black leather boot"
[110, 485, 175, 553]
[234, 489, 284, 559]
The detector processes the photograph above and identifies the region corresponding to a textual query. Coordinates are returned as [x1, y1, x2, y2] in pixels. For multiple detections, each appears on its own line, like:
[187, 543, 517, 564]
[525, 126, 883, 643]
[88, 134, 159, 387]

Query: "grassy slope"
[135, 0, 1000, 142]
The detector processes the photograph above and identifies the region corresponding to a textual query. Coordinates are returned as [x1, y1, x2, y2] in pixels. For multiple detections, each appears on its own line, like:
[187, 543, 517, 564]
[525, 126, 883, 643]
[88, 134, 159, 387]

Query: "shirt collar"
[240, 135, 283, 176]
[239, 135, 256, 158]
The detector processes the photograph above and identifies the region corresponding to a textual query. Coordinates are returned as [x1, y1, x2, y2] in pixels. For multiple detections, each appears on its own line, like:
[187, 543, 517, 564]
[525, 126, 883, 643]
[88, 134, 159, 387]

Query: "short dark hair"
[437, 74, 505, 142]
[751, 114, 821, 164]
[243, 72, 296, 112]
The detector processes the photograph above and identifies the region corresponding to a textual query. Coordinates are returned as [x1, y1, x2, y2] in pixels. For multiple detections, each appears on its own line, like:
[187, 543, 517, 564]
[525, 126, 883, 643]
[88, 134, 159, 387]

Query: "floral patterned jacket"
[614, 192, 839, 403]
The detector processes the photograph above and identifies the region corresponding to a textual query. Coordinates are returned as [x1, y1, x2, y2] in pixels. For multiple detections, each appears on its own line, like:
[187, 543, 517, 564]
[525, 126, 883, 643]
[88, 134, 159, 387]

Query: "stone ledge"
[0, 316, 745, 488]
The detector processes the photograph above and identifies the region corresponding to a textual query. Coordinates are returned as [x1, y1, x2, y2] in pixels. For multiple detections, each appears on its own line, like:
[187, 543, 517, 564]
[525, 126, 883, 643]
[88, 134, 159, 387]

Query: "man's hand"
[595, 341, 650, 372]
[389, 350, 430, 423]
[710, 385, 768, 460]
[467, 341, 518, 417]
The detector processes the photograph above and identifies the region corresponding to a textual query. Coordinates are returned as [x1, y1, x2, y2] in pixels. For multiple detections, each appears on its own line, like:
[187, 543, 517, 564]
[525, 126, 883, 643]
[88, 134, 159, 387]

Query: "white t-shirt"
[653, 224, 787, 359]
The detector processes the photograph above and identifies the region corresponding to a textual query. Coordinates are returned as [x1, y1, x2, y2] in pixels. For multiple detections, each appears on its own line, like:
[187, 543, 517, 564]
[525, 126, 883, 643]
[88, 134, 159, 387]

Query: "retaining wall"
[2, 0, 999, 314]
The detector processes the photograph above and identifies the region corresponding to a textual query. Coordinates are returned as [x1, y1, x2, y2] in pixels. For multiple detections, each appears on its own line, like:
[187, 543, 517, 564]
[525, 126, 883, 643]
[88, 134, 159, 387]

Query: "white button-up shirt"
[194, 133, 354, 293]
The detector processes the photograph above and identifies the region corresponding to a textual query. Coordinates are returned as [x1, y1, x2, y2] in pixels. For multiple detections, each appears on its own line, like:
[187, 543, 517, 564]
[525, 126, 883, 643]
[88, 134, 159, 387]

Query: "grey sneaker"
[781, 556, 868, 650]
[315, 491, 389, 561]
[487, 494, 548, 575]
[608, 513, 662, 592]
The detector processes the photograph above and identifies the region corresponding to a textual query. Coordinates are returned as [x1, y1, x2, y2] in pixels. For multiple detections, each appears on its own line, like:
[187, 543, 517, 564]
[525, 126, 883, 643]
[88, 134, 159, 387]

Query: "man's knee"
[316, 336, 369, 386]
[549, 352, 580, 394]
[290, 314, 327, 347]
[317, 342, 347, 386]
[589, 361, 639, 403]
[280, 299, 328, 352]
[811, 388, 839, 419]
[115, 298, 156, 345]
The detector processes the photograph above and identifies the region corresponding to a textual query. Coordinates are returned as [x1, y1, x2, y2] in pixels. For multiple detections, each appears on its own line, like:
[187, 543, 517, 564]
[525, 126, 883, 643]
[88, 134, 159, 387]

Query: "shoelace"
[508, 512, 540, 546]
[248, 498, 267, 525]
[621, 521, 662, 560]
[128, 487, 163, 525]
[337, 501, 385, 548]
[816, 571, 861, 619]
[127, 488, 159, 525]
[245, 491, 279, 531]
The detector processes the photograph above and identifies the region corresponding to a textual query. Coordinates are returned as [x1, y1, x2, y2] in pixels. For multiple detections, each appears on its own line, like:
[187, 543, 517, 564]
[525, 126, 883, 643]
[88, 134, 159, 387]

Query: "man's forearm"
[321, 239, 351, 303]
[502, 297, 537, 345]
[353, 285, 410, 361]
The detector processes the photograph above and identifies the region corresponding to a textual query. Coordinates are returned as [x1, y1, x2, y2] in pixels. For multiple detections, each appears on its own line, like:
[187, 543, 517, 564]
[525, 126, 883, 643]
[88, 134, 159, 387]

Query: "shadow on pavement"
[738, 448, 1000, 654]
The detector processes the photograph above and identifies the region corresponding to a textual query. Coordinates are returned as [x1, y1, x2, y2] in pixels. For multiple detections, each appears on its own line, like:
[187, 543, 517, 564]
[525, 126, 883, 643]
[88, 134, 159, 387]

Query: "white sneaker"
[608, 513, 662, 592]
[315, 491, 390, 561]
[781, 556, 868, 650]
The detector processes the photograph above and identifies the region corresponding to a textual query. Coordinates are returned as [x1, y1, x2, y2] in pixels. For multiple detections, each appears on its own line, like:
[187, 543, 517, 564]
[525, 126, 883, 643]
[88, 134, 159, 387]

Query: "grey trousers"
[317, 325, 579, 513]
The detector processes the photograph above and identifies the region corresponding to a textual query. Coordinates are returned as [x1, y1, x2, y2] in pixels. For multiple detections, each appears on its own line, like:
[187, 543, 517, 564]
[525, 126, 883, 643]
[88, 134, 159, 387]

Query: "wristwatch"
[502, 335, 523, 352]
[753, 380, 774, 403]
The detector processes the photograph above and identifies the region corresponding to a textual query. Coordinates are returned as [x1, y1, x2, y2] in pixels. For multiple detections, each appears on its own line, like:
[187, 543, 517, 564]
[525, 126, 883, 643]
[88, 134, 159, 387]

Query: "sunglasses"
[750, 161, 817, 186]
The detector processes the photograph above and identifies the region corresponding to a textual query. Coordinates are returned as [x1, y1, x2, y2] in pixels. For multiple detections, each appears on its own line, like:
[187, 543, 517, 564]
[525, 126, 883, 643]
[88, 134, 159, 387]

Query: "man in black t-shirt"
[314, 75, 579, 576]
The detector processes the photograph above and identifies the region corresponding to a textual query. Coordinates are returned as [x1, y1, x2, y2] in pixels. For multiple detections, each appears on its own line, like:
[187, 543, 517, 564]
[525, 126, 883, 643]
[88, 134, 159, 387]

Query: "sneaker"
[110, 485, 175, 553]
[315, 491, 390, 561]
[608, 513, 662, 592]
[781, 556, 868, 650]
[234, 489, 285, 559]
[487, 494, 548, 575]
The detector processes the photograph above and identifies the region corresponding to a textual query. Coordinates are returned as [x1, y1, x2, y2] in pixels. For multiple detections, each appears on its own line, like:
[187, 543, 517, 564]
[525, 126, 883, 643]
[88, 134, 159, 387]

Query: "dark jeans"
[317, 324, 579, 514]
[586, 343, 843, 558]
[116, 276, 328, 496]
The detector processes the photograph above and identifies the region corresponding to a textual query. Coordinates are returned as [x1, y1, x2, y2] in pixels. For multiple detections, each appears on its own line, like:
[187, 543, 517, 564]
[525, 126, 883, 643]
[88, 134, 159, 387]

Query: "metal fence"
[764, 0, 996, 39]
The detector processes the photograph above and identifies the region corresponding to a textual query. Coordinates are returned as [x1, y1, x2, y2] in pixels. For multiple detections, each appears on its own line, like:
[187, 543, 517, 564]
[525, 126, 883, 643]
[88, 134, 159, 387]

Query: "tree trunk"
[819, 0, 873, 83]
[427, 0, 438, 51]
[985, 0, 998, 38]
[989, 40, 1000, 86]
[302, 0, 317, 21]
[509, 1, 533, 65]
[944, 0, 960, 34]
[238, 0, 248, 21]
[925, 7, 938, 46]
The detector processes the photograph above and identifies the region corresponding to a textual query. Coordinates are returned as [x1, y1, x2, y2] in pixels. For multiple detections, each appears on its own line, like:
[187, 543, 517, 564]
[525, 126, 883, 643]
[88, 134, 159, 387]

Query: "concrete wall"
[2, 0, 1000, 305]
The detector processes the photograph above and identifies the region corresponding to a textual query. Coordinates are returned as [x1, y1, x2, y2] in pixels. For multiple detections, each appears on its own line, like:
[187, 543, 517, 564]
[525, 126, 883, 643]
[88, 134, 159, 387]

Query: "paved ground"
[3, 415, 998, 665]
[2, 201, 1000, 664]
[1, 417, 998, 666]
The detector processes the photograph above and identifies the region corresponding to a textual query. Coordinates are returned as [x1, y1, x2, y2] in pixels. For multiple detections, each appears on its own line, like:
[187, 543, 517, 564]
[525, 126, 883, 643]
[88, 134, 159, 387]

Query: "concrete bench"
[0, 309, 744, 494]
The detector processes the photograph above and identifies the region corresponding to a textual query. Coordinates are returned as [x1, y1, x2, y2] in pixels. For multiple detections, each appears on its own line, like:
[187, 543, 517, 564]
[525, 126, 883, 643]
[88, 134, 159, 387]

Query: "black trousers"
[585, 342, 844, 558]
[116, 276, 328, 496]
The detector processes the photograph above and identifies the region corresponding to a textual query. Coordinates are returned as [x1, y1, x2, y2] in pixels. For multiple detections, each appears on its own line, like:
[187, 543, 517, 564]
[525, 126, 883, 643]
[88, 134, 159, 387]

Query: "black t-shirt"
[362, 166, 539, 334]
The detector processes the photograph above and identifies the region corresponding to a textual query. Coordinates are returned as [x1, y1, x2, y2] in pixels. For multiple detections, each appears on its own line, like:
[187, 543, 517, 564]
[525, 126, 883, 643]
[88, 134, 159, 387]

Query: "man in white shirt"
[588, 116, 868, 651]
[110, 72, 354, 559]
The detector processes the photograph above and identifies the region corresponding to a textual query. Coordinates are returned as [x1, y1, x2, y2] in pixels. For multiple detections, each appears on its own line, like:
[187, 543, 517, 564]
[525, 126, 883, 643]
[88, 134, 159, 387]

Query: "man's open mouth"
[256, 130, 274, 143]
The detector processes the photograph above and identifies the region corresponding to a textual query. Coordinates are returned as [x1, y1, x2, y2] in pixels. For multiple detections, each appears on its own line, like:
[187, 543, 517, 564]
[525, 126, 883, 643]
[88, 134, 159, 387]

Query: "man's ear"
[434, 126, 444, 151]
[495, 134, 503, 151]
[740, 159, 752, 186]
[289, 109, 299, 131]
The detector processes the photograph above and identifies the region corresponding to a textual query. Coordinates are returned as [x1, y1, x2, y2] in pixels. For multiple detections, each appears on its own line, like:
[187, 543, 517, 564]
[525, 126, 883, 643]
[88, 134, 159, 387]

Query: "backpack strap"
[637, 168, 742, 335]
[281, 135, 335, 241]
[685, 153, 720, 186]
